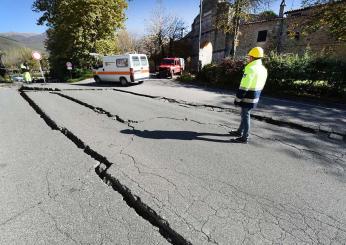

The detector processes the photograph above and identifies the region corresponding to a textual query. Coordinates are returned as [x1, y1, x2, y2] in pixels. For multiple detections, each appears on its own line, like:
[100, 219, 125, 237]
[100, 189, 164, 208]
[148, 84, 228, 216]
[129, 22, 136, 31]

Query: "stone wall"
[282, 9, 346, 57]
[189, 0, 227, 69]
[237, 19, 280, 57]
[187, 1, 346, 65]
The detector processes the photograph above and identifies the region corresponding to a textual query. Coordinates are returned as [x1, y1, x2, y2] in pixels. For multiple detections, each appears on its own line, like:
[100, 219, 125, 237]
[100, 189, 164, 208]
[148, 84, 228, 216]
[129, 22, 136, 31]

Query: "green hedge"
[0, 74, 11, 83]
[177, 72, 196, 83]
[197, 53, 346, 101]
[264, 53, 346, 98]
[197, 59, 244, 90]
[67, 68, 93, 83]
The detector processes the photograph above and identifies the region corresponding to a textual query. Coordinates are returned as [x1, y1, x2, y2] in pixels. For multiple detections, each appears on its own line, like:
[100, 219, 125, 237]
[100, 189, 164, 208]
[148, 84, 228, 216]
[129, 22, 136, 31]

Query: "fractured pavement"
[22, 79, 346, 140]
[24, 89, 346, 244]
[0, 89, 169, 244]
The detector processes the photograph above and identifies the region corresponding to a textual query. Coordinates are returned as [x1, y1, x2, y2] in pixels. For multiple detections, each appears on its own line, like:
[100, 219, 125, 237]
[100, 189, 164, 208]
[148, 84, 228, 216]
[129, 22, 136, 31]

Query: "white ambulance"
[93, 54, 150, 86]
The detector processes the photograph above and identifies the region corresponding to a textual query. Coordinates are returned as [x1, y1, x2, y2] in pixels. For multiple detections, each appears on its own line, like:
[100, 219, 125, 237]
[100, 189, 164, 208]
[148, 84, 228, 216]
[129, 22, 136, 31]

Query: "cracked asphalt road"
[13, 86, 345, 245]
[0, 88, 168, 245]
[23, 79, 346, 137]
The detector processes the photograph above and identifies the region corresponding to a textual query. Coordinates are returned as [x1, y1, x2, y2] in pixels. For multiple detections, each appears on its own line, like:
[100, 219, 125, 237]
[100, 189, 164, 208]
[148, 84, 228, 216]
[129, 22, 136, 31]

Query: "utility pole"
[277, 0, 286, 53]
[181, 27, 186, 39]
[197, 0, 203, 72]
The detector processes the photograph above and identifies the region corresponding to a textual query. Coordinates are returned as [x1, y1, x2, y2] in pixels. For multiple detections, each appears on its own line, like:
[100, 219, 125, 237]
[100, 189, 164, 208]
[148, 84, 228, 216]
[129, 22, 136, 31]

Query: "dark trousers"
[238, 107, 252, 139]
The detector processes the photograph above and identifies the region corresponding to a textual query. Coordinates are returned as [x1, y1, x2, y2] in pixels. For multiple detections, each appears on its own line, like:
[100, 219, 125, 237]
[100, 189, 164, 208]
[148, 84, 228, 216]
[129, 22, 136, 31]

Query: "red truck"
[158, 58, 185, 78]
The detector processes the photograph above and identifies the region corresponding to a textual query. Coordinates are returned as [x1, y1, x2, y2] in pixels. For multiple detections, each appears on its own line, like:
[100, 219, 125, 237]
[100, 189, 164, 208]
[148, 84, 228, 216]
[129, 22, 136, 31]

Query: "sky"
[0, 0, 302, 34]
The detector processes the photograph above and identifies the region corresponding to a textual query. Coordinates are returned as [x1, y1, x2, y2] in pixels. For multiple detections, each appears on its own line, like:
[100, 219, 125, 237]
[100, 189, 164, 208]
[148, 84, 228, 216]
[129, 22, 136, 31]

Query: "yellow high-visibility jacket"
[23, 72, 32, 83]
[235, 59, 268, 108]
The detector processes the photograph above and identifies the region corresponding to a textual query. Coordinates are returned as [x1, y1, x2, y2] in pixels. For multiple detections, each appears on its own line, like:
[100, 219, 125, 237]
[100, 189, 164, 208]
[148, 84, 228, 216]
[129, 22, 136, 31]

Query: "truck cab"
[158, 58, 185, 78]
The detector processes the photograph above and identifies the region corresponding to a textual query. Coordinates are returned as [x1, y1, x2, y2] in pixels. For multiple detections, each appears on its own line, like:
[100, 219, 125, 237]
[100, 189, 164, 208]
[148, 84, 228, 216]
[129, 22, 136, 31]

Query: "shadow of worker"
[121, 129, 231, 143]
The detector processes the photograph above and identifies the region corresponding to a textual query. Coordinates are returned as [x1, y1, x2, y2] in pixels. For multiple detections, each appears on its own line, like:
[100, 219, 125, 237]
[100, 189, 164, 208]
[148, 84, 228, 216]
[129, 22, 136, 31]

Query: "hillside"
[20, 33, 46, 51]
[0, 32, 46, 52]
[0, 35, 25, 51]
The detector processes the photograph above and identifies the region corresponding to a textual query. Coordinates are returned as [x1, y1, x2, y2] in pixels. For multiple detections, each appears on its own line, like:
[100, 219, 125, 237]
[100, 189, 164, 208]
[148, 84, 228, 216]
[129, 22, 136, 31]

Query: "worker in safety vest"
[230, 47, 268, 144]
[21, 63, 32, 83]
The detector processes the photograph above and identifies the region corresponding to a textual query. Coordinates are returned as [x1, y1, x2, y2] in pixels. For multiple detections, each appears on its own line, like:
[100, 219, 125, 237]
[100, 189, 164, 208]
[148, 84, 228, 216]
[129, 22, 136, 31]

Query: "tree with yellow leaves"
[33, 0, 128, 79]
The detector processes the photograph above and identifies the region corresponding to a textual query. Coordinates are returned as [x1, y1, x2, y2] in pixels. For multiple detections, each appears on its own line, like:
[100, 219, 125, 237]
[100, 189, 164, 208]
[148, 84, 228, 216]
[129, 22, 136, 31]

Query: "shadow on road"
[121, 129, 232, 143]
[72, 79, 346, 133]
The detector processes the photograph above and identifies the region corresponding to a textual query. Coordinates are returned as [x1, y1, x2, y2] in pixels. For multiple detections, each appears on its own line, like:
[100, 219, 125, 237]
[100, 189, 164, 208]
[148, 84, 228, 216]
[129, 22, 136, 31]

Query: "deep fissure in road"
[51, 92, 138, 125]
[20, 85, 345, 140]
[20, 90, 192, 245]
[111, 89, 342, 138]
[33, 90, 346, 172]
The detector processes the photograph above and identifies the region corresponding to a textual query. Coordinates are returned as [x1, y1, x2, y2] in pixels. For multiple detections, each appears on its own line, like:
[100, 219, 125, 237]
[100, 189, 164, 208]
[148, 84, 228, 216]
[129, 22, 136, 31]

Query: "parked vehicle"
[158, 58, 185, 78]
[10, 74, 24, 82]
[93, 54, 149, 86]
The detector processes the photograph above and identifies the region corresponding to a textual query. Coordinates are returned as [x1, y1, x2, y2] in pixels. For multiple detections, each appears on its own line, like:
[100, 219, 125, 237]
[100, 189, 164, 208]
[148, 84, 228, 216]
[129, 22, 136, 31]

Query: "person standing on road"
[230, 47, 268, 144]
[21, 63, 32, 84]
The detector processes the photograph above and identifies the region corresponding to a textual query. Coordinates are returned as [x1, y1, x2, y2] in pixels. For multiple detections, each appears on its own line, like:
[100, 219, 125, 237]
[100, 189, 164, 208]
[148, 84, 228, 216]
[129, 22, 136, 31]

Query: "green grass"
[0, 75, 13, 83]
[67, 70, 93, 83]
[292, 80, 328, 86]
[176, 72, 196, 83]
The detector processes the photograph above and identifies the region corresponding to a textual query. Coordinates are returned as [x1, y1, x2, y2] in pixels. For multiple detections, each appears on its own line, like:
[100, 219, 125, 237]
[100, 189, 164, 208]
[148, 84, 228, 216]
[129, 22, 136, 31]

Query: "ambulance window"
[132, 56, 141, 67]
[140, 56, 148, 66]
[105, 62, 115, 67]
[116, 58, 128, 67]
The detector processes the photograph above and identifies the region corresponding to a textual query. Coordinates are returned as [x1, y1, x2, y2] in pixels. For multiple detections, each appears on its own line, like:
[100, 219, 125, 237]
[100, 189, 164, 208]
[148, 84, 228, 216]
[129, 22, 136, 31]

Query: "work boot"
[229, 130, 242, 137]
[230, 137, 248, 144]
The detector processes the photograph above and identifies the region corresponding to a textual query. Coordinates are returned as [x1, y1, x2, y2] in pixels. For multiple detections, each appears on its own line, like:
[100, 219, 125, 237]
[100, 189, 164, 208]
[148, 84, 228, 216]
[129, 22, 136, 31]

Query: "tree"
[167, 17, 187, 56]
[215, 0, 272, 58]
[115, 29, 141, 54]
[299, 0, 346, 41]
[33, 0, 128, 79]
[258, 10, 278, 20]
[1, 48, 41, 70]
[145, 2, 187, 67]
[95, 39, 119, 55]
[146, 2, 170, 60]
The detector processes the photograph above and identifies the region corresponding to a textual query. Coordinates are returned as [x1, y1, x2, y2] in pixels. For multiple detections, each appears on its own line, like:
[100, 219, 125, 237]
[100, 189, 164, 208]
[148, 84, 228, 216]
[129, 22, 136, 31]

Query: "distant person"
[230, 47, 268, 144]
[0, 58, 6, 78]
[21, 63, 32, 83]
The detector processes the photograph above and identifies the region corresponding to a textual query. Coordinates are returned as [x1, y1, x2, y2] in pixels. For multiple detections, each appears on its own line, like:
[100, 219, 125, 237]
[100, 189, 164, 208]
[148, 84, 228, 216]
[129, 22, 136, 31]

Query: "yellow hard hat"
[248, 47, 264, 58]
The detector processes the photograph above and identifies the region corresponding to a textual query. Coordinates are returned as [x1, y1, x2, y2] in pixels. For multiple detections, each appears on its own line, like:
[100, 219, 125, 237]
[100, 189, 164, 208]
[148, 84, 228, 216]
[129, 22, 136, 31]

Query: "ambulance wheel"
[94, 76, 102, 83]
[120, 77, 128, 86]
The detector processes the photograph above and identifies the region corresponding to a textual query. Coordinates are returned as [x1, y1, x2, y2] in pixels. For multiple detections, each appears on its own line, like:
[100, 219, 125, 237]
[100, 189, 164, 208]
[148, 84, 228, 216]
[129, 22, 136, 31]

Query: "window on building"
[291, 13, 302, 17]
[257, 30, 268, 42]
[294, 32, 300, 40]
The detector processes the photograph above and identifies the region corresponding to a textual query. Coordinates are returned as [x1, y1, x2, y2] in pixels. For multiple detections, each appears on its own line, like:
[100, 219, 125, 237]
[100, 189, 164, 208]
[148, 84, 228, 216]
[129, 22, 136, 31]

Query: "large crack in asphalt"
[110, 88, 345, 140]
[20, 85, 346, 140]
[51, 92, 138, 126]
[51, 91, 233, 130]
[20, 90, 192, 245]
[33, 89, 344, 181]
[47, 90, 345, 171]
[20, 88, 346, 243]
